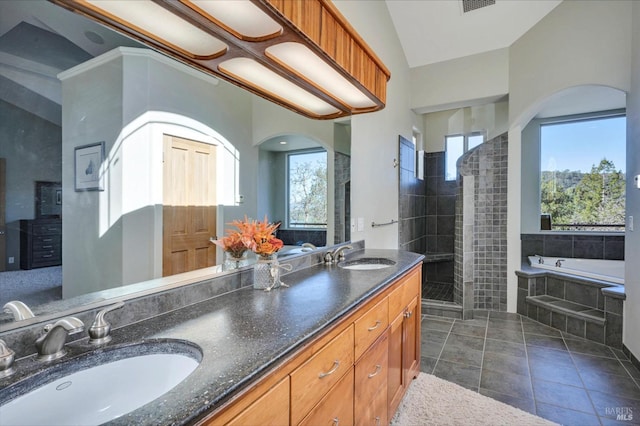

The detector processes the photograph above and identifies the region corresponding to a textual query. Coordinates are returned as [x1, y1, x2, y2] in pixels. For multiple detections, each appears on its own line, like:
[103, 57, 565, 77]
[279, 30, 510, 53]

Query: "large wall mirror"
[0, 1, 351, 328]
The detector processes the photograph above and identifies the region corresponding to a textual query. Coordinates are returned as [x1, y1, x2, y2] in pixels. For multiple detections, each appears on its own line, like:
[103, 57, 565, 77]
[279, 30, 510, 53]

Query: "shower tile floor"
[424, 281, 454, 302]
[421, 311, 640, 425]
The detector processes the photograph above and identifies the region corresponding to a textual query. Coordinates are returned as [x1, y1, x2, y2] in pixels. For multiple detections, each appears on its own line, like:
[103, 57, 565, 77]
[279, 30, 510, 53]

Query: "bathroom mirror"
[0, 0, 350, 327]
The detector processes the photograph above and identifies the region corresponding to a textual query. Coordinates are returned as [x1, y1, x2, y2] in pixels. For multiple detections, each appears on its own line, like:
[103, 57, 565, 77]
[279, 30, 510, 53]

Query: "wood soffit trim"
[49, 0, 390, 120]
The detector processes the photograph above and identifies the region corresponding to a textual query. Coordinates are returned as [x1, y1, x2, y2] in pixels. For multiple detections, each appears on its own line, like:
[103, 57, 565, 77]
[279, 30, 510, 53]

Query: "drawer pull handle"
[404, 310, 412, 319]
[42, 238, 53, 242]
[42, 254, 53, 258]
[332, 417, 339, 426]
[368, 364, 382, 378]
[318, 360, 340, 378]
[375, 416, 381, 426]
[42, 245, 52, 249]
[367, 320, 381, 331]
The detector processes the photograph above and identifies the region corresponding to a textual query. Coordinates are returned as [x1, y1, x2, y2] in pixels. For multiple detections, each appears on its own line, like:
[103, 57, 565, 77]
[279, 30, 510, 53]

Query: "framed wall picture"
[75, 142, 105, 191]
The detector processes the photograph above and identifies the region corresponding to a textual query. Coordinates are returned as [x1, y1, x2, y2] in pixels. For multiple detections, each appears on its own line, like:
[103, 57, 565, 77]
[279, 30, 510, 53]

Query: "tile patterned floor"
[421, 311, 640, 425]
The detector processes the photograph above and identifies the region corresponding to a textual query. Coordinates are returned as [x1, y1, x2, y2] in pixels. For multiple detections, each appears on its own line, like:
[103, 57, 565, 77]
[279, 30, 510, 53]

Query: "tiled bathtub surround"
[454, 133, 508, 315]
[516, 268, 625, 348]
[521, 234, 624, 262]
[276, 229, 326, 247]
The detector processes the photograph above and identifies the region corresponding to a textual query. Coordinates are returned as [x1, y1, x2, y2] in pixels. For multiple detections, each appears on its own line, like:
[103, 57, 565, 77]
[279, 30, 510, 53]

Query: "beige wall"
[333, 0, 414, 249]
[422, 101, 509, 153]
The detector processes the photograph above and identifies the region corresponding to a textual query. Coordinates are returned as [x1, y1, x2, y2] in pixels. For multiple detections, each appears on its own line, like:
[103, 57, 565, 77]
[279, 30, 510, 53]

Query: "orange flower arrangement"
[212, 216, 283, 257]
[241, 216, 283, 256]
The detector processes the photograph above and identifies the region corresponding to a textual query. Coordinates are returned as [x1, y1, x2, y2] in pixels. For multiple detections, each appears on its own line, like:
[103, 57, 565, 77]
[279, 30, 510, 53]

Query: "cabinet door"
[387, 310, 404, 417]
[403, 296, 420, 383]
[299, 367, 354, 426]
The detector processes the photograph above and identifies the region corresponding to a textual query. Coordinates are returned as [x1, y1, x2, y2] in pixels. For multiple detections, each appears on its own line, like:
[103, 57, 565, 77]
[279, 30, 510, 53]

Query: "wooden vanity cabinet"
[355, 330, 389, 426]
[387, 269, 421, 417]
[298, 367, 354, 426]
[225, 378, 290, 426]
[200, 265, 421, 426]
[290, 325, 354, 425]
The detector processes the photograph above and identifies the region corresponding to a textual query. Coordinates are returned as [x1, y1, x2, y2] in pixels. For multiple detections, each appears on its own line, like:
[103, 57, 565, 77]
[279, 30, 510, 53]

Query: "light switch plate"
[357, 217, 365, 232]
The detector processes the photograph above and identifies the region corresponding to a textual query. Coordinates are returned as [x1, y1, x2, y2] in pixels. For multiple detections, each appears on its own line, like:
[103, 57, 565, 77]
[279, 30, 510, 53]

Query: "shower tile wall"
[455, 133, 509, 313]
[424, 152, 456, 301]
[334, 152, 351, 244]
[398, 136, 427, 254]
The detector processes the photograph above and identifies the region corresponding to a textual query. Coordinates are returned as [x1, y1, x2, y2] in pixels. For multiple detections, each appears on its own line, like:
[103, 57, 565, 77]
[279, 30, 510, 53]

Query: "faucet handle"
[89, 301, 124, 345]
[0, 339, 15, 378]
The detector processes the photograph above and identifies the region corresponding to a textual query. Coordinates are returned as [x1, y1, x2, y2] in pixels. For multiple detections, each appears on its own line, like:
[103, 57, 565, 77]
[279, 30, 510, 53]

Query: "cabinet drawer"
[354, 330, 388, 416]
[33, 239, 60, 252]
[354, 298, 388, 360]
[356, 382, 387, 426]
[32, 223, 62, 235]
[388, 269, 421, 320]
[226, 377, 289, 426]
[298, 367, 354, 426]
[291, 325, 354, 425]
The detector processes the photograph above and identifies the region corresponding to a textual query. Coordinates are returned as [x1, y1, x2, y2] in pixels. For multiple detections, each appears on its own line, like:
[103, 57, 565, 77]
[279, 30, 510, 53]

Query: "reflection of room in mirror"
[0, 0, 349, 325]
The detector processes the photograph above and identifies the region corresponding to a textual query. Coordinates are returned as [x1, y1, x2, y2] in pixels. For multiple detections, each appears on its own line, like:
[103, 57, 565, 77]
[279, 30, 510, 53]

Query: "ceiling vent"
[462, 0, 496, 13]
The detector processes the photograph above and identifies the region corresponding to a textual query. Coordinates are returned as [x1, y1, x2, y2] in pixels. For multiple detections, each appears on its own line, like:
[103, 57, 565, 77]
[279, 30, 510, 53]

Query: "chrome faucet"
[534, 255, 544, 265]
[555, 259, 565, 267]
[3, 301, 35, 321]
[301, 242, 317, 251]
[35, 317, 85, 362]
[0, 339, 15, 378]
[89, 301, 124, 345]
[325, 244, 353, 264]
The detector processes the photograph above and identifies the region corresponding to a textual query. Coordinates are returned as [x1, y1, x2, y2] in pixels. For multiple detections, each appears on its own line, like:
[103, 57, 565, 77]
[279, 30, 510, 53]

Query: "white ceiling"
[385, 0, 563, 68]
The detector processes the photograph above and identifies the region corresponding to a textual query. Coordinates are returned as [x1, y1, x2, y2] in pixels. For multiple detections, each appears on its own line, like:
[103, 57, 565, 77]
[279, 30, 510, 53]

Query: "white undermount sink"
[339, 257, 396, 270]
[0, 341, 201, 426]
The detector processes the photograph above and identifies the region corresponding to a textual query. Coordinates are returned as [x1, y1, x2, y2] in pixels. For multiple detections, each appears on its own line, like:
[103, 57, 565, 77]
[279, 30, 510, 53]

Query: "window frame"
[286, 148, 328, 230]
[444, 131, 485, 181]
[537, 110, 626, 233]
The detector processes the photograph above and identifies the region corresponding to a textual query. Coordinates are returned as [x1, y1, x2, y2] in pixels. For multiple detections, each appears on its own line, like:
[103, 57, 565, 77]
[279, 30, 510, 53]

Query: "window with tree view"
[288, 150, 327, 228]
[540, 113, 626, 231]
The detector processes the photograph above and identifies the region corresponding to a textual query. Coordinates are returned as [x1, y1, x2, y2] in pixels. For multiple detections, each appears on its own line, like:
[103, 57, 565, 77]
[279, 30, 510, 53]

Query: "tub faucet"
[35, 316, 85, 362]
[534, 255, 544, 264]
[555, 259, 565, 267]
[3, 301, 35, 321]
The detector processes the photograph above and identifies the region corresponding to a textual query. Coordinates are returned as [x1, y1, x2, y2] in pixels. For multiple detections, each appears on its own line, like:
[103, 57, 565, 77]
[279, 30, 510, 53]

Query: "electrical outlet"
[629, 216, 634, 232]
[8, 257, 14, 264]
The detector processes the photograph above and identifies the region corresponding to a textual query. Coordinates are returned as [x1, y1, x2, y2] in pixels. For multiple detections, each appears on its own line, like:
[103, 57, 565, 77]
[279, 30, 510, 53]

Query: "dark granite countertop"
[0, 248, 423, 425]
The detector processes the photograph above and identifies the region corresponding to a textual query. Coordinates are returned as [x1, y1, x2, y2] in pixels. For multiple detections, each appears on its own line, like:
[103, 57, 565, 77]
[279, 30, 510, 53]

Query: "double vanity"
[0, 246, 423, 425]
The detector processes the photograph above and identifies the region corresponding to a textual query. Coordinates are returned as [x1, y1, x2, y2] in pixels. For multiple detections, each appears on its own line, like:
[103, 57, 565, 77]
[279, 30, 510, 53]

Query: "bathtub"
[527, 256, 624, 285]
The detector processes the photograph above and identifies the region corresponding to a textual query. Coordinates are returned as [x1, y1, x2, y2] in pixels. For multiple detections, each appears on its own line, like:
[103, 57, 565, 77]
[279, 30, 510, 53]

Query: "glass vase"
[223, 251, 249, 271]
[253, 253, 279, 290]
